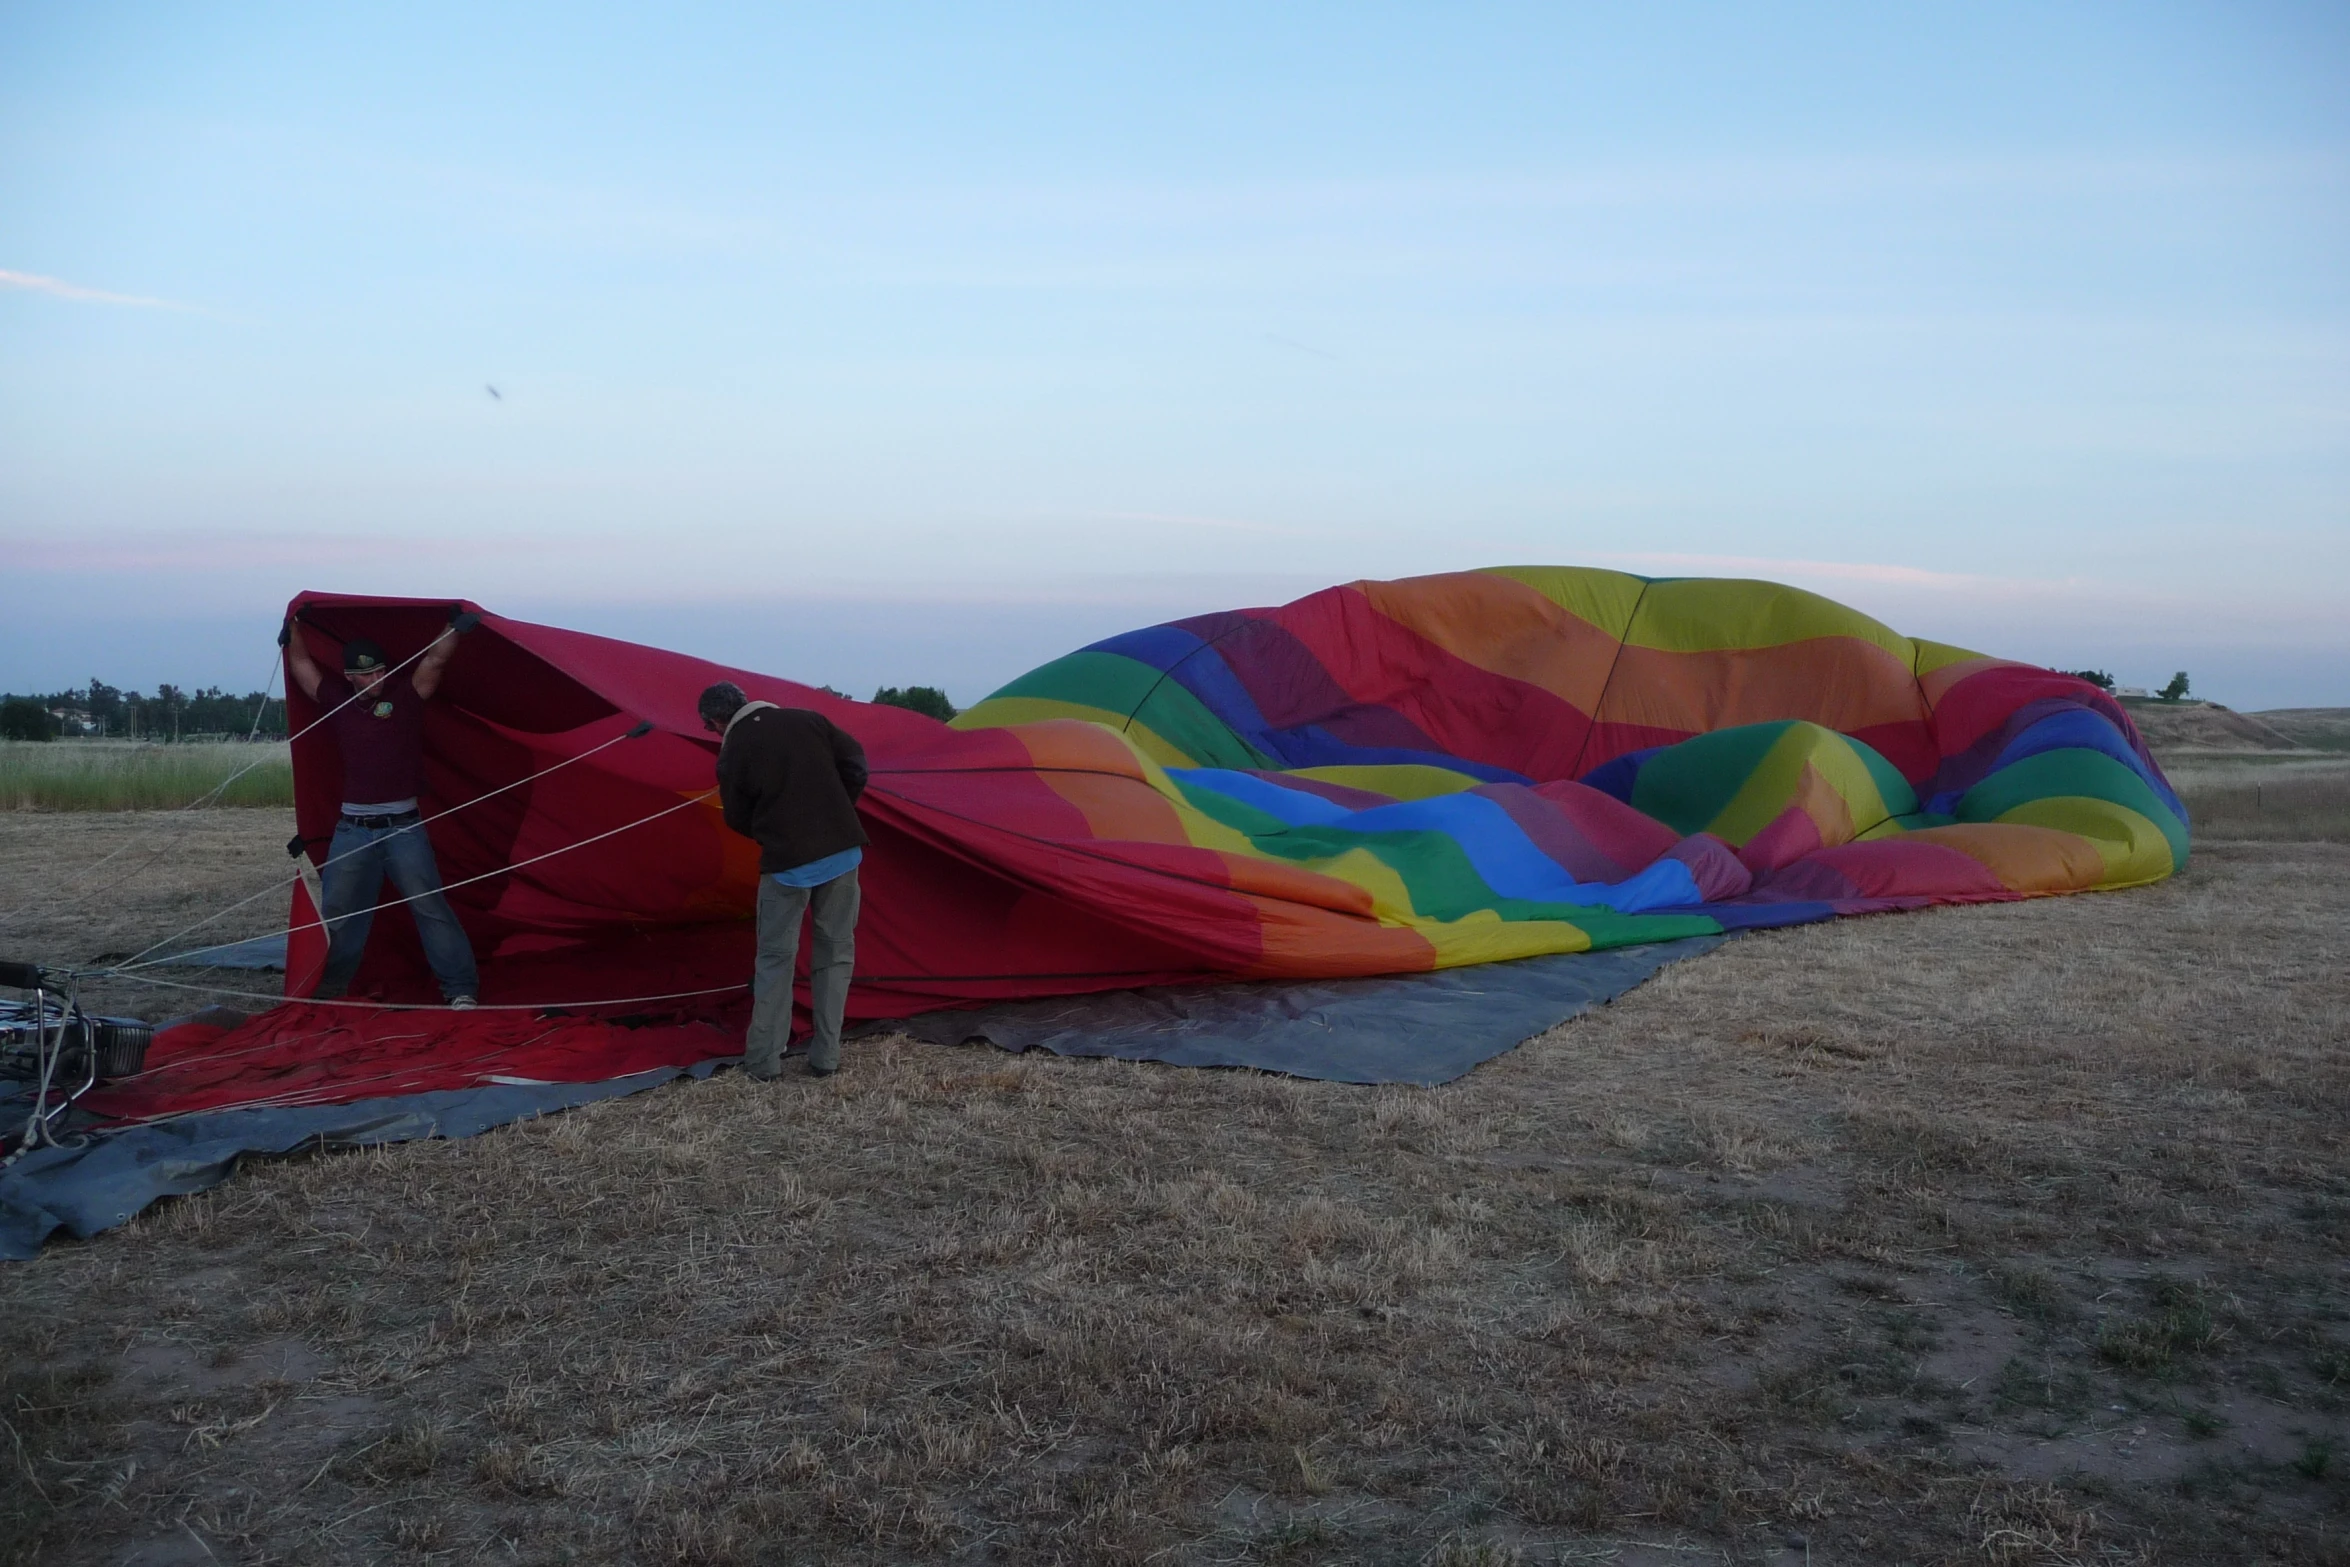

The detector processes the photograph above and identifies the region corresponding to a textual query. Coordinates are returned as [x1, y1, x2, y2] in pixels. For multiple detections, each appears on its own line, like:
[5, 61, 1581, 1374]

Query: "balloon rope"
[74, 969, 749, 1012]
[114, 721, 655, 972]
[104, 789, 718, 974]
[0, 630, 446, 935]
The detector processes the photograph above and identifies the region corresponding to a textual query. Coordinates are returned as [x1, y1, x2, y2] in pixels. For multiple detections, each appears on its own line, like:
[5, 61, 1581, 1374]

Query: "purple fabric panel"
[1926, 695, 2083, 800]
[1743, 859, 1865, 904]
[1183, 614, 1362, 732]
[1665, 834, 1753, 902]
[1472, 783, 1634, 883]
[1242, 771, 1399, 811]
[1309, 701, 1454, 754]
[1699, 901, 1839, 931]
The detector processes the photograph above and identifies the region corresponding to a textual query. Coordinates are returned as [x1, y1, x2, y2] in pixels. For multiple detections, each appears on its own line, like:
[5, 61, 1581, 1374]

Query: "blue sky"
[4, 4, 2345, 706]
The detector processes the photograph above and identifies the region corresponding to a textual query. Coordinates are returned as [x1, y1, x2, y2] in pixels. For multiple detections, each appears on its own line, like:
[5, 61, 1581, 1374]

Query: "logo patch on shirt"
[372, 701, 395, 719]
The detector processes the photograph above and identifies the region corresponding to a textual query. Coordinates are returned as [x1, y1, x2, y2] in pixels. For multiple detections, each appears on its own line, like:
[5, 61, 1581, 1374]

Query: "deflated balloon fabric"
[114, 567, 2185, 1116]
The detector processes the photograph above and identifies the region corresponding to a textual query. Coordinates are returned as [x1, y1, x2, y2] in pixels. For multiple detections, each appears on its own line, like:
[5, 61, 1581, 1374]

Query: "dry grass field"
[1, 744, 2346, 1563]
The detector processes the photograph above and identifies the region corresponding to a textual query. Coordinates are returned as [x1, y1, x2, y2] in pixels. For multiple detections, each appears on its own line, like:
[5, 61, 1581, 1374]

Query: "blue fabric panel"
[1259, 725, 1530, 781]
[1985, 709, 2187, 816]
[1576, 748, 1658, 801]
[1175, 768, 1356, 826]
[1177, 772, 1704, 914]
[1161, 645, 1288, 751]
[1083, 622, 1211, 672]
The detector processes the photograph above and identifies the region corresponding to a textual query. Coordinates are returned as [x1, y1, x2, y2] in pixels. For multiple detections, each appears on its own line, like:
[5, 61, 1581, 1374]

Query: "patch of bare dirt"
[0, 808, 296, 1021]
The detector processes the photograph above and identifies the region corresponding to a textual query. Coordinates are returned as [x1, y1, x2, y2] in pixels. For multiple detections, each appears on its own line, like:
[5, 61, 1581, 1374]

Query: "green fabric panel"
[987, 651, 1165, 712]
[1131, 676, 1272, 769]
[1260, 826, 1497, 921]
[1628, 721, 1795, 836]
[1956, 749, 2190, 869]
[1170, 777, 1294, 839]
[1854, 741, 1921, 823]
[986, 650, 1265, 768]
[1502, 906, 1723, 946]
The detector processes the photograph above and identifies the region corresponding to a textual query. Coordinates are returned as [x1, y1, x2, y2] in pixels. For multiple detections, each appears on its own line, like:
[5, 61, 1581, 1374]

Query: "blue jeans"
[317, 817, 480, 1001]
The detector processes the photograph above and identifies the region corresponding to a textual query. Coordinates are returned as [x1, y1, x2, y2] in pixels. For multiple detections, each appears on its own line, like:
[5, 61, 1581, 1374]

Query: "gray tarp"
[886, 937, 1721, 1085]
[3, 936, 1717, 1259]
[0, 1062, 723, 1261]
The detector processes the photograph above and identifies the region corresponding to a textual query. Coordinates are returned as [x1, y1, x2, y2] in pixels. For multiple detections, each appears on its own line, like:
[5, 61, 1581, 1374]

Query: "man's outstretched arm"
[413, 607, 479, 701]
[281, 615, 324, 702]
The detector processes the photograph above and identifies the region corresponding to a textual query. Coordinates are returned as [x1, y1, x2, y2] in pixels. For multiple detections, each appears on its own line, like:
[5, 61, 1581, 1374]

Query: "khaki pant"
[747, 869, 860, 1076]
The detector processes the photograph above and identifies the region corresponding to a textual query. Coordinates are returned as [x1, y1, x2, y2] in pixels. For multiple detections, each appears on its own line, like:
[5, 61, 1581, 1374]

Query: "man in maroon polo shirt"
[282, 611, 481, 1006]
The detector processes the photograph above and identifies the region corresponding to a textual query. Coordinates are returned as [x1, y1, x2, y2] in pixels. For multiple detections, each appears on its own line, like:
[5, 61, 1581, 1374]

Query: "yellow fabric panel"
[1415, 911, 1595, 969]
[957, 699, 1197, 767]
[1703, 725, 1885, 847]
[1286, 843, 1426, 922]
[1627, 577, 1916, 663]
[1476, 565, 1649, 640]
[1994, 797, 2176, 887]
[1287, 764, 1483, 801]
[1911, 638, 1994, 678]
[1901, 822, 2113, 894]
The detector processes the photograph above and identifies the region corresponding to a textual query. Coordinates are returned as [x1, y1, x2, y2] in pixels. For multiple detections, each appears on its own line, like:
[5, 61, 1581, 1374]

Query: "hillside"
[2117, 697, 2308, 753]
[2252, 707, 2350, 753]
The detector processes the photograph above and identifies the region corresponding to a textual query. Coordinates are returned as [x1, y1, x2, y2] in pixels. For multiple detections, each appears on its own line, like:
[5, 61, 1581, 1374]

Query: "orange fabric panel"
[1595, 638, 1928, 739]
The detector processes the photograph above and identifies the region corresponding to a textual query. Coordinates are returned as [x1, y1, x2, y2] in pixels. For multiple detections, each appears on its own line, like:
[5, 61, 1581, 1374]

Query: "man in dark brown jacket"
[701, 681, 869, 1078]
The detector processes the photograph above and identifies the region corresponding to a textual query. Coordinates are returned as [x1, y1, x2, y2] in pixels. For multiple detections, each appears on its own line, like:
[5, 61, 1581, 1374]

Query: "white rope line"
[1, 654, 285, 926]
[181, 652, 295, 810]
[115, 721, 653, 972]
[109, 788, 717, 974]
[0, 629, 445, 935]
[72, 969, 750, 1012]
[242, 655, 281, 746]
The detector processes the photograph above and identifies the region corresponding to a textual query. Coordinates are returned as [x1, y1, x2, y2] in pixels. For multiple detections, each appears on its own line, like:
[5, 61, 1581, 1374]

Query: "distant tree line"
[1, 678, 960, 741]
[871, 685, 958, 721]
[0, 681, 288, 742]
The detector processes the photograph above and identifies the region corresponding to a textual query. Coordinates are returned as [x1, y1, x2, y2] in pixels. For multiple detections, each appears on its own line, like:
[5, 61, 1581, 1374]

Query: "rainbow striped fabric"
[927, 566, 2185, 974]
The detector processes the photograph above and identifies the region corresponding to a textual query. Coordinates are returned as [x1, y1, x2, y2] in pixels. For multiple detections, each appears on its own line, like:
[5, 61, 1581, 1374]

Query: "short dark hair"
[342, 637, 388, 673]
[698, 681, 749, 728]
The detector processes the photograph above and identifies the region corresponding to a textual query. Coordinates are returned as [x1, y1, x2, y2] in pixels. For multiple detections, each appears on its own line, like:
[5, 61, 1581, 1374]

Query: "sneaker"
[447, 995, 478, 1010]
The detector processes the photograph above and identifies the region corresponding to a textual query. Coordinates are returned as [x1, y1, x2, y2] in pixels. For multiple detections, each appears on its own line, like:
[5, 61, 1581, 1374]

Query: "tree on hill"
[871, 685, 958, 721]
[2065, 669, 2116, 692]
[2157, 671, 2191, 703]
